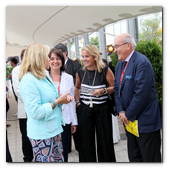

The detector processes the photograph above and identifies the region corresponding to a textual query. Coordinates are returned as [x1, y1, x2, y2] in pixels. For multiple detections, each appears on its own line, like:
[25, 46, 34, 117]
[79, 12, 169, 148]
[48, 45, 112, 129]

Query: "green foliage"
[89, 37, 99, 49]
[70, 42, 74, 48]
[139, 14, 162, 43]
[136, 40, 162, 106]
[6, 66, 13, 78]
[110, 39, 162, 106]
[80, 59, 84, 66]
[110, 52, 119, 67]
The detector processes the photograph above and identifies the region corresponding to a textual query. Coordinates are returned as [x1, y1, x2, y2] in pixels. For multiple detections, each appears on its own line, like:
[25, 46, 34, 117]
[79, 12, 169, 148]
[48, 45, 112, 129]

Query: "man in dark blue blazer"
[114, 33, 162, 162]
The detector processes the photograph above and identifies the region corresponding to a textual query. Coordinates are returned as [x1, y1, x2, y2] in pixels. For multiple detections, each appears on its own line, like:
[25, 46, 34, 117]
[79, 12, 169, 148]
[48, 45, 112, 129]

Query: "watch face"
[104, 88, 107, 94]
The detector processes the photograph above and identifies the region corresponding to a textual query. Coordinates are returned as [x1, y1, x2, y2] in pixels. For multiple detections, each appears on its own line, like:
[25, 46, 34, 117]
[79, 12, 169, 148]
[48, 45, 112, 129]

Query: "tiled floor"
[6, 81, 161, 163]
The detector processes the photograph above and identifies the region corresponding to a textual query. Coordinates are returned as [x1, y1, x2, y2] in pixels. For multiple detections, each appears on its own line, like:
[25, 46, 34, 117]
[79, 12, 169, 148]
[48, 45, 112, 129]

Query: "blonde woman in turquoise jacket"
[19, 43, 73, 162]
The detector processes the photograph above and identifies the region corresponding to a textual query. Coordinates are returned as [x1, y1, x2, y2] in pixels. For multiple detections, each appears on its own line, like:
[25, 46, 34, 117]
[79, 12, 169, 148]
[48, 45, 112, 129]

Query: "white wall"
[6, 45, 26, 64]
[6, 45, 25, 58]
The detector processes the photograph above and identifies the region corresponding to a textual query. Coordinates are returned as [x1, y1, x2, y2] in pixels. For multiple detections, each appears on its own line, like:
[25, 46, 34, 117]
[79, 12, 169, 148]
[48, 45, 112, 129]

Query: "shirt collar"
[64, 58, 68, 65]
[125, 50, 135, 62]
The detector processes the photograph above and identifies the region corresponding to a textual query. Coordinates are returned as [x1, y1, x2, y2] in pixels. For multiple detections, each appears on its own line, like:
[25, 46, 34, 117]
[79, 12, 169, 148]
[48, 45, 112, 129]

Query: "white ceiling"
[6, 6, 162, 48]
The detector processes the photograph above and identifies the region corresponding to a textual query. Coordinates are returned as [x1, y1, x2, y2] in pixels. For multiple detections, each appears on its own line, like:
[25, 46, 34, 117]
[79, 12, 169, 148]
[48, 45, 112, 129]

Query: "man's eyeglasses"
[107, 42, 128, 53]
[114, 42, 128, 49]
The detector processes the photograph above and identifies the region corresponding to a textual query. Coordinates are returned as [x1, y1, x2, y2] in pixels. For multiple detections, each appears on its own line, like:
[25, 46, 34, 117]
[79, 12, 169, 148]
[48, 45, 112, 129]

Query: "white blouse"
[53, 72, 78, 126]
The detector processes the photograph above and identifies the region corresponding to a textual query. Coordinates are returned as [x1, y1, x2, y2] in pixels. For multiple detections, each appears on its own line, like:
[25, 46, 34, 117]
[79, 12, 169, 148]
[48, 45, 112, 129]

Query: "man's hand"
[119, 111, 129, 125]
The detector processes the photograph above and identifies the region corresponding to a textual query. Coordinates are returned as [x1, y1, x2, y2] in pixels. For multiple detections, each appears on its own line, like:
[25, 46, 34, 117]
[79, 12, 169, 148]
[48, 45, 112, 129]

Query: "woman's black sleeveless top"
[77, 66, 108, 105]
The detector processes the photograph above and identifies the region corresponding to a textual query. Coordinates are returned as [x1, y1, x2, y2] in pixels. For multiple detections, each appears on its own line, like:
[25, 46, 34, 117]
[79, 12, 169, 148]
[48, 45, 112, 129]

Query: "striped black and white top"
[78, 66, 108, 105]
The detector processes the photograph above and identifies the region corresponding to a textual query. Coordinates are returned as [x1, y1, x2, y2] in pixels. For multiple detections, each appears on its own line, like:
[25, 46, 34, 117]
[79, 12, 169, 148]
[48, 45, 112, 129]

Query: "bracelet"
[56, 97, 62, 108]
[52, 101, 57, 108]
[103, 88, 107, 95]
[76, 101, 80, 106]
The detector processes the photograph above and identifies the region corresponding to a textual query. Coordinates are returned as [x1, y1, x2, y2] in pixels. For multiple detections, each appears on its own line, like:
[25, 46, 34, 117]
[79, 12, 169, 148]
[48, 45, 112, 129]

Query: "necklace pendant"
[89, 100, 93, 108]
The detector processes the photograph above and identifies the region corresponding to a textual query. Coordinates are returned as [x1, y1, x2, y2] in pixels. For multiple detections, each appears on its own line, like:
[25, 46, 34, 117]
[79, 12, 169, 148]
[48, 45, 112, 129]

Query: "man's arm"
[125, 60, 153, 121]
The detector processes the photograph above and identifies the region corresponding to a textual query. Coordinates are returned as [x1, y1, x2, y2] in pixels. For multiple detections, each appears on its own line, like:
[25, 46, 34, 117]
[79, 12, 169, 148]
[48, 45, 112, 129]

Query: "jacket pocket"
[46, 118, 57, 132]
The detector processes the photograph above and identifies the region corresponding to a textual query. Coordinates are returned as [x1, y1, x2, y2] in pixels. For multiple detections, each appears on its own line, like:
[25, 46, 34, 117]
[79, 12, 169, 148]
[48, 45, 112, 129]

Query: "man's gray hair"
[123, 35, 136, 48]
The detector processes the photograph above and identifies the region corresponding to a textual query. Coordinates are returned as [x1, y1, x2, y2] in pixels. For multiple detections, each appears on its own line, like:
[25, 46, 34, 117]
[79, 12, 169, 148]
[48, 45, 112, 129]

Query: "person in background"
[100, 52, 103, 58]
[8, 57, 18, 102]
[54, 43, 81, 85]
[12, 49, 34, 162]
[48, 48, 77, 162]
[8, 57, 18, 80]
[101, 58, 108, 65]
[19, 43, 73, 162]
[54, 43, 81, 152]
[6, 87, 10, 128]
[75, 58, 82, 66]
[8, 58, 18, 117]
[114, 33, 162, 162]
[75, 44, 116, 162]
[6, 86, 12, 162]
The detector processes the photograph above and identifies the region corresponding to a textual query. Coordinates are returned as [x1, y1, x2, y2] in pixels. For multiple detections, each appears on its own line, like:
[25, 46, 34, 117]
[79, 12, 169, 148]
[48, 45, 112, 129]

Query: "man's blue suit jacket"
[114, 50, 162, 133]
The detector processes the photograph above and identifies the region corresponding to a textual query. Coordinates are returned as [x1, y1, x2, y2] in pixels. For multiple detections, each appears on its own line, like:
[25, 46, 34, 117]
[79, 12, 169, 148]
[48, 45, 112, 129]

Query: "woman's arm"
[92, 68, 115, 96]
[75, 73, 81, 107]
[20, 78, 73, 119]
[51, 92, 73, 109]
[106, 67, 115, 94]
[20, 80, 53, 120]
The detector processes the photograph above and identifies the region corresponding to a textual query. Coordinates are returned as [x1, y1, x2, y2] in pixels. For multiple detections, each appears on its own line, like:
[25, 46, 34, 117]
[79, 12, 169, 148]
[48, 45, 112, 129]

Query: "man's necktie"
[122, 61, 127, 70]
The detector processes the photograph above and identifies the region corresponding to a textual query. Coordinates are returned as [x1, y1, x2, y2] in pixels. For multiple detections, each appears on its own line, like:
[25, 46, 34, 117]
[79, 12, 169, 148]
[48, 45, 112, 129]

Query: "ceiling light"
[70, 32, 77, 35]
[93, 23, 102, 27]
[118, 13, 133, 18]
[151, 6, 162, 11]
[103, 18, 114, 22]
[86, 27, 95, 31]
[77, 30, 85, 33]
[139, 8, 153, 12]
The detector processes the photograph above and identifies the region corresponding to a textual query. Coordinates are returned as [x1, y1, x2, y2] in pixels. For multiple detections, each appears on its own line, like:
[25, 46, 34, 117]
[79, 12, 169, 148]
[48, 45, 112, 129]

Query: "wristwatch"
[76, 101, 80, 106]
[103, 88, 107, 95]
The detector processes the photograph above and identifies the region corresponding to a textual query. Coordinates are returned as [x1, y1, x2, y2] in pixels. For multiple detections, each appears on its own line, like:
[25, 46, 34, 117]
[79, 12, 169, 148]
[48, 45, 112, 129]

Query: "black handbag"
[107, 93, 117, 116]
[102, 67, 117, 116]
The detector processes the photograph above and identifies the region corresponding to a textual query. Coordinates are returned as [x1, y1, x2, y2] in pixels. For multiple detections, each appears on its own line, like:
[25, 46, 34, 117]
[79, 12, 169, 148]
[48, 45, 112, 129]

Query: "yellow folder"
[125, 120, 139, 137]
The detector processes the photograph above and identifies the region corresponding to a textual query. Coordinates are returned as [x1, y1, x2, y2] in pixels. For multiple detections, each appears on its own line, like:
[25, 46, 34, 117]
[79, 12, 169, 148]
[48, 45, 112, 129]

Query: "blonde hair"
[19, 43, 49, 81]
[82, 44, 105, 73]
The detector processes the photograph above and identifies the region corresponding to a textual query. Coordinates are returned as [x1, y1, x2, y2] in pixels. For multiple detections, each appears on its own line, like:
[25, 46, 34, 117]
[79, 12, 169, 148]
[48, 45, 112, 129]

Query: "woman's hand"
[92, 89, 104, 97]
[76, 102, 81, 107]
[57, 92, 74, 104]
[71, 125, 77, 134]
[67, 95, 74, 102]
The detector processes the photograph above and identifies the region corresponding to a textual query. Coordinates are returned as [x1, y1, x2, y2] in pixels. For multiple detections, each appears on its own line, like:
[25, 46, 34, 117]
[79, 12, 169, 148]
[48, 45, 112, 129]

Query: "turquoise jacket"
[20, 72, 65, 140]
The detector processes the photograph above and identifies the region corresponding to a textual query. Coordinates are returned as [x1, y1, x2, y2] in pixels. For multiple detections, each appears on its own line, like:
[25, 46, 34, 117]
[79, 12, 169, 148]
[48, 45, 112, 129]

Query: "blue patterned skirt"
[29, 134, 64, 162]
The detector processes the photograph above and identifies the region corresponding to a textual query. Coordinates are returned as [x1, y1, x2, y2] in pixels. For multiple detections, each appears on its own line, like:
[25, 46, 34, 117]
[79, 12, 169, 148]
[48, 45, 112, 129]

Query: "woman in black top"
[75, 44, 116, 162]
